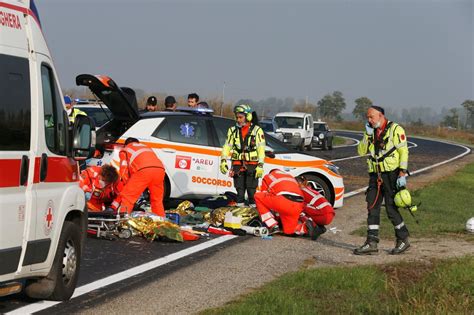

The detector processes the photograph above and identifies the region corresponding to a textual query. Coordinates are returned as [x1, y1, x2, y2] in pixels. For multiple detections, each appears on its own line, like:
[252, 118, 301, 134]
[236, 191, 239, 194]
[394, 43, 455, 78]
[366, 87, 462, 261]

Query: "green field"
[203, 256, 474, 314]
[333, 136, 346, 146]
[354, 161, 474, 241]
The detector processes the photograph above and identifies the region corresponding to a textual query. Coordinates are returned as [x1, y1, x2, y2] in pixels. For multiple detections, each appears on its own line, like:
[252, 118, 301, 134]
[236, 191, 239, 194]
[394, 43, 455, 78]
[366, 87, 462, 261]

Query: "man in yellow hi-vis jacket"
[354, 105, 410, 255]
[64, 95, 86, 124]
[220, 104, 265, 207]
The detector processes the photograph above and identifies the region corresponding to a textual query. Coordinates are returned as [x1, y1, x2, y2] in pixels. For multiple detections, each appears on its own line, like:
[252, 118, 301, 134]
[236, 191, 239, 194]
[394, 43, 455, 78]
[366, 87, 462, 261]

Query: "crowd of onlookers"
[141, 93, 210, 113]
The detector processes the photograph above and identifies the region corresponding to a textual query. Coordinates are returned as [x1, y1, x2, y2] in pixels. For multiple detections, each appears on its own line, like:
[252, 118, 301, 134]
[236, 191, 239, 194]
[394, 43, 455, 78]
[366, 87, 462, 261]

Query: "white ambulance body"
[0, 0, 94, 300]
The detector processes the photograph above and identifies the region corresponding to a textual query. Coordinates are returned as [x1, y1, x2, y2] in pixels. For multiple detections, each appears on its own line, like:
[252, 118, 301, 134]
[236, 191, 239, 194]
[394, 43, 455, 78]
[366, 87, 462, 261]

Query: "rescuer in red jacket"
[113, 137, 166, 217]
[295, 175, 335, 240]
[254, 169, 305, 235]
[79, 164, 123, 212]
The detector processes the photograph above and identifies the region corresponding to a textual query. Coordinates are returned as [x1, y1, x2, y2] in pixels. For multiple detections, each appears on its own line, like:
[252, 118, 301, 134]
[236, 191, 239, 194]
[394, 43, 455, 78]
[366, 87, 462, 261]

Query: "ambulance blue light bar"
[176, 107, 214, 115]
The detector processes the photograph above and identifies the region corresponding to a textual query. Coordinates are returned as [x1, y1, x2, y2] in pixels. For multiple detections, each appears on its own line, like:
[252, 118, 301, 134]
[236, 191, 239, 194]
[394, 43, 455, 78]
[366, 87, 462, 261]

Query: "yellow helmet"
[394, 188, 412, 208]
[234, 104, 253, 122]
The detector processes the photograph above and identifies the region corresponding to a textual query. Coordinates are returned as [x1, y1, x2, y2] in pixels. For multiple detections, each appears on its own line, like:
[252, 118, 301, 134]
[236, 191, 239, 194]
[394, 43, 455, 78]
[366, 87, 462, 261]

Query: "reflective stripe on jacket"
[357, 121, 409, 173]
[119, 142, 164, 182]
[301, 186, 333, 212]
[261, 170, 304, 200]
[221, 123, 265, 165]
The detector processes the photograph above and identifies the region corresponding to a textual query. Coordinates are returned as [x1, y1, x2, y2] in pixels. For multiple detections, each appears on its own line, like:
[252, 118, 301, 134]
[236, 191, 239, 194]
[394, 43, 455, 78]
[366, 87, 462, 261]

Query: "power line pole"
[220, 81, 226, 116]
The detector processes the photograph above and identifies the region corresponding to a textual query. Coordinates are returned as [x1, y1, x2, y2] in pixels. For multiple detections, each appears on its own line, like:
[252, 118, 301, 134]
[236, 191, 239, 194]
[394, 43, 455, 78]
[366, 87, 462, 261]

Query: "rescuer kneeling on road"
[295, 175, 335, 240]
[354, 105, 410, 255]
[220, 104, 265, 207]
[254, 169, 305, 235]
[113, 137, 166, 217]
[79, 164, 123, 212]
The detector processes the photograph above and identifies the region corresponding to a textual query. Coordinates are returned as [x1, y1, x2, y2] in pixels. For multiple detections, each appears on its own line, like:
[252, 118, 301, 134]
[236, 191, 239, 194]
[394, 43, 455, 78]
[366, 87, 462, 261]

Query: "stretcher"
[87, 211, 133, 240]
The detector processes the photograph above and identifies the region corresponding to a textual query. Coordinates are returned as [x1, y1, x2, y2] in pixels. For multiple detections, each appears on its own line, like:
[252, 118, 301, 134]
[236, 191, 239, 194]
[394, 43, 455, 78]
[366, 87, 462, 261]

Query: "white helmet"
[466, 217, 474, 234]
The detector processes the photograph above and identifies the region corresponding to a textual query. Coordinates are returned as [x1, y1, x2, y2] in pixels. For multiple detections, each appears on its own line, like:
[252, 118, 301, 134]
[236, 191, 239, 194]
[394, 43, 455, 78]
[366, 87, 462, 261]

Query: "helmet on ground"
[394, 188, 412, 208]
[466, 217, 474, 234]
[234, 104, 253, 122]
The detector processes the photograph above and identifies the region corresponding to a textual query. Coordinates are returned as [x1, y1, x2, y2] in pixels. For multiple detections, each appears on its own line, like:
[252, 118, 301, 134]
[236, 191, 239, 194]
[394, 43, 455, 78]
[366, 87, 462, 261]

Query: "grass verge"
[353, 161, 474, 241]
[333, 136, 346, 146]
[202, 256, 474, 315]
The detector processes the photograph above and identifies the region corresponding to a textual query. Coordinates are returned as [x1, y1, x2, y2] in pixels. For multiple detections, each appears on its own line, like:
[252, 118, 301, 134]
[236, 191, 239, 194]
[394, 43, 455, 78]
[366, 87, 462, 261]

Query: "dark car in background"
[312, 121, 334, 150]
[259, 119, 284, 142]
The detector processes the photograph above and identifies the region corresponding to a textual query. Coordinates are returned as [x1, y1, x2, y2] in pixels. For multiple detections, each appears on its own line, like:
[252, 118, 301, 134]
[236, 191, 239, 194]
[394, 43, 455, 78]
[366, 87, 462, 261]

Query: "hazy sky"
[37, 0, 472, 109]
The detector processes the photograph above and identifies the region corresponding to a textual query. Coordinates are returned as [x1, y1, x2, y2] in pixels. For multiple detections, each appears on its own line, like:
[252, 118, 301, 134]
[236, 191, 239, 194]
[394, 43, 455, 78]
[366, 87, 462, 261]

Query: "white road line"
[7, 235, 239, 315]
[336, 136, 360, 147]
[342, 141, 471, 198]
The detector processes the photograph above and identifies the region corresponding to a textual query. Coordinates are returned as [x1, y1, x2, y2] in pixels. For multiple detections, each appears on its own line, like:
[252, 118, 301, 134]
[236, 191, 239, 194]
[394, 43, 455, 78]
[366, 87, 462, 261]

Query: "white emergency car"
[0, 0, 95, 300]
[80, 75, 344, 208]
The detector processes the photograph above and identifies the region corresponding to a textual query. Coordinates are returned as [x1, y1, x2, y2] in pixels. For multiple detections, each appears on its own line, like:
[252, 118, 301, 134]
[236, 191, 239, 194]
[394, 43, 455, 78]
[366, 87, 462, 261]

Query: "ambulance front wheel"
[25, 221, 82, 301]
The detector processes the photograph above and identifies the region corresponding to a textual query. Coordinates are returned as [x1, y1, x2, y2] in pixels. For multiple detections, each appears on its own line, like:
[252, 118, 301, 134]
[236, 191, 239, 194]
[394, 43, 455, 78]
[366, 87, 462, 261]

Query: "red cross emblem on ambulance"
[46, 207, 53, 228]
[44, 201, 54, 235]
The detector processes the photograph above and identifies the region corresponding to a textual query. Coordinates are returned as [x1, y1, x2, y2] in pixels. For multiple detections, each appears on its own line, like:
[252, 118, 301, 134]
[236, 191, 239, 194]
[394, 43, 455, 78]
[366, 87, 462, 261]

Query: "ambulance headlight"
[319, 133, 324, 139]
[294, 132, 302, 138]
[324, 163, 340, 175]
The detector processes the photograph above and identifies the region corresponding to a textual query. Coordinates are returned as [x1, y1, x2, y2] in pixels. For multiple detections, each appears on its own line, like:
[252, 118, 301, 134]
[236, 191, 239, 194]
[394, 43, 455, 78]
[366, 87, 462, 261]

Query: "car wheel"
[303, 174, 334, 205]
[25, 221, 82, 301]
[328, 139, 333, 150]
[299, 141, 305, 151]
[322, 140, 328, 150]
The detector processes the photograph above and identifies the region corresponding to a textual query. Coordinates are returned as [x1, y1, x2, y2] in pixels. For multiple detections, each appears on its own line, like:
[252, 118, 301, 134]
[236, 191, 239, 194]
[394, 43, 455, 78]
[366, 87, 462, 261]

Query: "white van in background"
[0, 0, 95, 300]
[274, 112, 314, 151]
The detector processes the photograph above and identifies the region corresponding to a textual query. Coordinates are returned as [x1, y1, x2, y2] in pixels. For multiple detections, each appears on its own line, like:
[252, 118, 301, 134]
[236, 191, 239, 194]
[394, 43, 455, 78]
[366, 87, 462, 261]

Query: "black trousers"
[232, 164, 258, 205]
[366, 169, 409, 241]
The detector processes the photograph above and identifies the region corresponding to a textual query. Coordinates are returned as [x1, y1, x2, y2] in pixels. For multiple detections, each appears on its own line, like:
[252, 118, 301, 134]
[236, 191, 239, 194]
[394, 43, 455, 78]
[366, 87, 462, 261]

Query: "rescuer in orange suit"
[294, 175, 335, 240]
[254, 169, 305, 235]
[112, 137, 166, 217]
[79, 164, 123, 212]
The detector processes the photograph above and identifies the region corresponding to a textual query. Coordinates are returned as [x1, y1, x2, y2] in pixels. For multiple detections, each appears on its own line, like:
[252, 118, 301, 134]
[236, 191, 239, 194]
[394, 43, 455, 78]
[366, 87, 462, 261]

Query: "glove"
[255, 165, 264, 178]
[220, 159, 229, 174]
[365, 122, 374, 136]
[85, 192, 92, 201]
[396, 176, 407, 189]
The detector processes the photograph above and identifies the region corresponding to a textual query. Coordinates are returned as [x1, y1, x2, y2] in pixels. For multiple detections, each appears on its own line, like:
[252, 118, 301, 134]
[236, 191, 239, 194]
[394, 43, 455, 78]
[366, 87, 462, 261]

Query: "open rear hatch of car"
[76, 74, 139, 153]
[76, 74, 139, 122]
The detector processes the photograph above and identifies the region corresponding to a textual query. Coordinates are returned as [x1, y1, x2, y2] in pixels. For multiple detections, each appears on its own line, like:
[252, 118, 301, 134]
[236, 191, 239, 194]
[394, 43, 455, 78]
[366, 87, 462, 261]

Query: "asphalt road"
[1, 131, 470, 314]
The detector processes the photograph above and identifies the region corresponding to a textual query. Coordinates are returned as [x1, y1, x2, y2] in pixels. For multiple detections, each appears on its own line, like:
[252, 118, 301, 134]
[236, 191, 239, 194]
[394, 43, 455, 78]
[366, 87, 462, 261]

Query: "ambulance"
[0, 0, 95, 300]
[80, 75, 344, 208]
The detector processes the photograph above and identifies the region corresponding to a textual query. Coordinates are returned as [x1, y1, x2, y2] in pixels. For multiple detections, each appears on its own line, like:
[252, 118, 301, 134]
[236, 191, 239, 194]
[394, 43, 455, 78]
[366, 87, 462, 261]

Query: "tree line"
[63, 86, 474, 130]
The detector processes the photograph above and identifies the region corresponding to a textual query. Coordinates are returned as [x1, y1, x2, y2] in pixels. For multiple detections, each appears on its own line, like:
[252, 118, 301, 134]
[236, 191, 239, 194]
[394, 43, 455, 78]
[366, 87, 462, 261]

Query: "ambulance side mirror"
[72, 115, 96, 161]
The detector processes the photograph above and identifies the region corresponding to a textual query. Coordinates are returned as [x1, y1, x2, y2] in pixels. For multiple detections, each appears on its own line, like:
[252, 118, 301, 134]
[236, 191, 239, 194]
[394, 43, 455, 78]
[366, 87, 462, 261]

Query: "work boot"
[308, 224, 327, 241]
[389, 238, 410, 255]
[353, 238, 379, 255]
